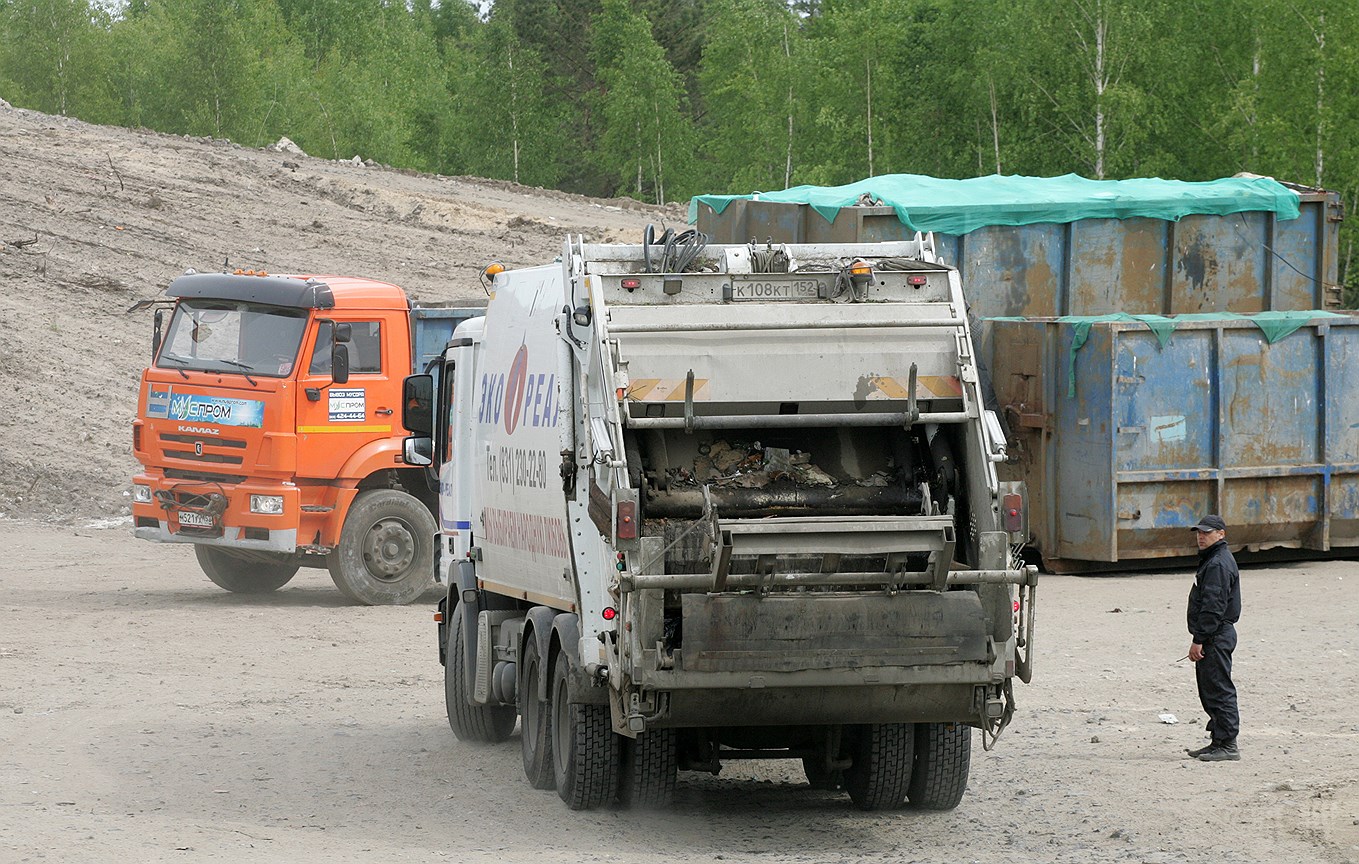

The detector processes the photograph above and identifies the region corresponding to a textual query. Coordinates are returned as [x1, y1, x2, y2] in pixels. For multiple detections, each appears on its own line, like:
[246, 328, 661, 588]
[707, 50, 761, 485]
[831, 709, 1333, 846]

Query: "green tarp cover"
[688, 173, 1302, 235]
[999, 311, 1348, 397]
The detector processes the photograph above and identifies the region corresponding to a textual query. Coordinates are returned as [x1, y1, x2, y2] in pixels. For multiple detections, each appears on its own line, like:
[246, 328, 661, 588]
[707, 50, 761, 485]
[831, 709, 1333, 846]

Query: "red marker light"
[621, 278, 641, 291]
[616, 501, 637, 540]
[1002, 493, 1024, 532]
[907, 275, 928, 286]
[602, 607, 617, 620]
[1013, 600, 1021, 612]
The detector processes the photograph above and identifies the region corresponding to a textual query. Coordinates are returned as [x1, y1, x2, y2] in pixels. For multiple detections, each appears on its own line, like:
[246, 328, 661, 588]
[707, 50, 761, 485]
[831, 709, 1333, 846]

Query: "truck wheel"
[444, 605, 516, 743]
[843, 723, 914, 811]
[618, 728, 677, 808]
[907, 722, 971, 810]
[550, 652, 618, 810]
[327, 489, 435, 606]
[194, 546, 297, 593]
[519, 637, 554, 789]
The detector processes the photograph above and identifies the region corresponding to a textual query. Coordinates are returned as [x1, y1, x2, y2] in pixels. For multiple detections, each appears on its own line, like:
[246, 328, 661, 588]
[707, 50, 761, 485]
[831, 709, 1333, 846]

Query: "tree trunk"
[989, 77, 1002, 175]
[783, 20, 794, 188]
[1315, 10, 1325, 188]
[653, 96, 665, 205]
[509, 46, 520, 185]
[865, 56, 874, 177]
[1093, 0, 1106, 179]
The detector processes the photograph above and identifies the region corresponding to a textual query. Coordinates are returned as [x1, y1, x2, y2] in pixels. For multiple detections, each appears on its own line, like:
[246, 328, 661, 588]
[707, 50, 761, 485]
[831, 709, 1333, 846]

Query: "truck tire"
[550, 652, 618, 810]
[444, 605, 516, 743]
[519, 637, 555, 789]
[907, 722, 971, 810]
[327, 489, 436, 606]
[618, 728, 677, 809]
[843, 723, 914, 811]
[195, 546, 298, 593]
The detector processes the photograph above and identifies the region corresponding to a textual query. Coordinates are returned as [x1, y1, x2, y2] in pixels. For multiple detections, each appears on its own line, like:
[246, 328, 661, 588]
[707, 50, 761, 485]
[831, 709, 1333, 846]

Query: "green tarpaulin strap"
[1061, 314, 1175, 397]
[1248, 310, 1344, 343]
[689, 173, 1303, 235]
[1051, 310, 1346, 397]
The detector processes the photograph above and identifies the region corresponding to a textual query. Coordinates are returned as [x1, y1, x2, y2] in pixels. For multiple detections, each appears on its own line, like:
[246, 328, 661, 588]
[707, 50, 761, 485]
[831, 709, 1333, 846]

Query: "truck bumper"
[664, 682, 983, 727]
[628, 590, 1013, 728]
[131, 472, 304, 554]
[133, 522, 299, 553]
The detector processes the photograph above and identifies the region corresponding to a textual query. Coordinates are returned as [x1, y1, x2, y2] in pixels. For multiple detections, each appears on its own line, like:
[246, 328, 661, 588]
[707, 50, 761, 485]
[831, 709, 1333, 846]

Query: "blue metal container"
[989, 314, 1359, 570]
[410, 305, 484, 375]
[696, 191, 1342, 317]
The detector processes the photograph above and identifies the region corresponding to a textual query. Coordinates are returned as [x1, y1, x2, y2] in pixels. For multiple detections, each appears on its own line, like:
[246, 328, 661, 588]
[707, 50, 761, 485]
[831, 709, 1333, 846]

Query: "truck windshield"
[157, 299, 309, 378]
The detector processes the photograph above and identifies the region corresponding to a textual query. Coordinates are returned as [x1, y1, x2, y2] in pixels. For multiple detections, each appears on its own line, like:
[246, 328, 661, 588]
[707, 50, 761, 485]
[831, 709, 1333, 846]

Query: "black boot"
[1185, 742, 1215, 758]
[1197, 739, 1240, 762]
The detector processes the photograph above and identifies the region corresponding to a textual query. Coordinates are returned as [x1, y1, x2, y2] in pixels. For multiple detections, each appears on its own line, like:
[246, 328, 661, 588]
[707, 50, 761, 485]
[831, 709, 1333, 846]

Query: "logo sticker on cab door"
[329, 388, 366, 422]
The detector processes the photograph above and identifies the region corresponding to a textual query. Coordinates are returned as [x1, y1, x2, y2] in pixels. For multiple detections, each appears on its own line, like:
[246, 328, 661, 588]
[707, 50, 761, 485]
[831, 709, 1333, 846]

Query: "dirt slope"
[0, 103, 675, 523]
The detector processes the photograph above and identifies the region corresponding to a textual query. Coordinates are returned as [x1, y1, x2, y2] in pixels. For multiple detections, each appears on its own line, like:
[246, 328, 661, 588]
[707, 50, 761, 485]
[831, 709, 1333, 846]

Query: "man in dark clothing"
[1186, 514, 1242, 762]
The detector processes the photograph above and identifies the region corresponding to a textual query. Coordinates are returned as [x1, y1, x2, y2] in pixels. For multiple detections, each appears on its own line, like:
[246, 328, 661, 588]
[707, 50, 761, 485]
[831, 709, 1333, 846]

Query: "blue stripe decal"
[455, 521, 471, 530]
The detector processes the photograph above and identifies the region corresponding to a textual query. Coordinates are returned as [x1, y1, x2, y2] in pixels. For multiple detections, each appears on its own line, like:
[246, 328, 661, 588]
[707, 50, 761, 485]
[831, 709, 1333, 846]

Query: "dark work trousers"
[1195, 623, 1239, 742]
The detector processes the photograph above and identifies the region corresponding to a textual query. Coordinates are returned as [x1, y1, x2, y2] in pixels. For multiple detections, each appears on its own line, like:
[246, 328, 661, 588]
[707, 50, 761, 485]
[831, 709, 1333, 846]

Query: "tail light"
[133, 424, 142, 452]
[616, 500, 637, 540]
[1002, 493, 1024, 533]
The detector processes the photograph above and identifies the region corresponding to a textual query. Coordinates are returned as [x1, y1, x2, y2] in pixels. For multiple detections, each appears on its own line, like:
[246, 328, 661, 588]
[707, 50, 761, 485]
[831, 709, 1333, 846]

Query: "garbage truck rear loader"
[403, 235, 1038, 810]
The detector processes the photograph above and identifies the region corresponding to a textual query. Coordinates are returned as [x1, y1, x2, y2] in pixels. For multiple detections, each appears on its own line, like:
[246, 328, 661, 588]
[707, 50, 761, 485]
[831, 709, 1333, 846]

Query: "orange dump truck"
[130, 270, 480, 604]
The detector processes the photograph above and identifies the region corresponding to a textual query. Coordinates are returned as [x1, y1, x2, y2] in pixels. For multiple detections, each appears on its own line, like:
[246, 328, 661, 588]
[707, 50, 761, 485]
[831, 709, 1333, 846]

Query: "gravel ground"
[2, 521, 1356, 863]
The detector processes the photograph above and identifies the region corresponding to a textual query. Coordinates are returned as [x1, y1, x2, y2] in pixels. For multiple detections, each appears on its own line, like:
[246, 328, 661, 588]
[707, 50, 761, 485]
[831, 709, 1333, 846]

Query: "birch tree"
[697, 0, 802, 192]
[591, 0, 692, 202]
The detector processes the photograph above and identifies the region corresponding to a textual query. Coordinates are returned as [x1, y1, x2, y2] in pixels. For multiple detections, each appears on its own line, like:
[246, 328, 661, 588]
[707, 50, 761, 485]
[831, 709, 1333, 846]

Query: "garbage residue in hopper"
[666, 440, 893, 490]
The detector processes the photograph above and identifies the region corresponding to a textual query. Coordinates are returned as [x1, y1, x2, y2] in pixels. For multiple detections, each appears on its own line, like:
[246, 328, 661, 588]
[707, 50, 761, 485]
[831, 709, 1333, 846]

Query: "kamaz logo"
[478, 345, 557, 434]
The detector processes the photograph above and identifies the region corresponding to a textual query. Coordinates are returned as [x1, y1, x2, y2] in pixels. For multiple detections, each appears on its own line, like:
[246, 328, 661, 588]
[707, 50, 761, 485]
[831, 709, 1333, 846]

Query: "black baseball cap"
[1190, 515, 1226, 532]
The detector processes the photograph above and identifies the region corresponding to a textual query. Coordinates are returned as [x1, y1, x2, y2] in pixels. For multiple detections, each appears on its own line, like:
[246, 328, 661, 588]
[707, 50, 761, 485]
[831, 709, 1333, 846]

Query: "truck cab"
[131, 269, 477, 604]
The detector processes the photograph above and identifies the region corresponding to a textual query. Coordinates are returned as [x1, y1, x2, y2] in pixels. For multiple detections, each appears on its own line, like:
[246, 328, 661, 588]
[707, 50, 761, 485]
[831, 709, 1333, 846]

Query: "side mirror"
[317, 319, 352, 384]
[403, 374, 434, 436]
[331, 343, 350, 384]
[403, 436, 433, 467]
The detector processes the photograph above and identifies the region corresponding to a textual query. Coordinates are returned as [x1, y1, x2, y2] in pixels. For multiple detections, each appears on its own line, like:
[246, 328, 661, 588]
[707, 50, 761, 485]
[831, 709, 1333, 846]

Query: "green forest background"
[2, 0, 1357, 298]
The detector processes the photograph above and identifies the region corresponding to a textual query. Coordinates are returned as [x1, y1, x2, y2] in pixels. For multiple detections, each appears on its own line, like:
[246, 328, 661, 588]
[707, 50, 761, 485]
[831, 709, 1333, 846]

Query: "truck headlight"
[249, 495, 284, 515]
[132, 484, 152, 504]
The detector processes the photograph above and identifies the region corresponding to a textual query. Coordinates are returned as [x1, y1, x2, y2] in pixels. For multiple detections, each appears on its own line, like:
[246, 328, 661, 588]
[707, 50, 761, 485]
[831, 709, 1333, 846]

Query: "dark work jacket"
[1187, 539, 1241, 645]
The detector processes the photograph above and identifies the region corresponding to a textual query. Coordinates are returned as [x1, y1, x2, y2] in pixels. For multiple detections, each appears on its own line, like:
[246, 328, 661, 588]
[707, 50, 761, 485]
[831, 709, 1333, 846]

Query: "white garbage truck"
[400, 232, 1038, 811]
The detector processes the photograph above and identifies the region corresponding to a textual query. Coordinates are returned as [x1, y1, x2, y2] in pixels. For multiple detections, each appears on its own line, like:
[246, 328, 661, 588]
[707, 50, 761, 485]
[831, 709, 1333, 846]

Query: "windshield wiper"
[157, 352, 191, 379]
[215, 359, 258, 386]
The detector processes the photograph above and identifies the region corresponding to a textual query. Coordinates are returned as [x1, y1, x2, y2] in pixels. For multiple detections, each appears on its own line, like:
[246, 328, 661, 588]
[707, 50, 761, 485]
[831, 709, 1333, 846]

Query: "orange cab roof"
[282, 274, 409, 310]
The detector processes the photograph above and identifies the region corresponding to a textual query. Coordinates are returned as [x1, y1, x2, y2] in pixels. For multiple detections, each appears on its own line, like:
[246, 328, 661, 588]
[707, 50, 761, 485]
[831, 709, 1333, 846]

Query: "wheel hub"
[362, 518, 415, 581]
